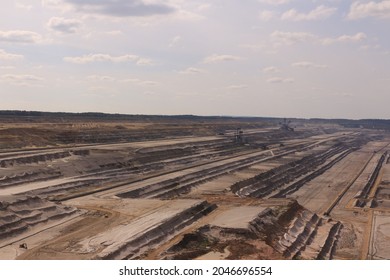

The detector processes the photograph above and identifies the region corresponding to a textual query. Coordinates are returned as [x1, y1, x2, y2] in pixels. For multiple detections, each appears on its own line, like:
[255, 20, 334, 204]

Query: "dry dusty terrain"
[1, 113, 390, 260]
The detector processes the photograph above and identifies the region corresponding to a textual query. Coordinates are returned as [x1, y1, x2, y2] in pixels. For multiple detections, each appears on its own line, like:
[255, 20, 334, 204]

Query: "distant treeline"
[309, 118, 390, 130]
[0, 110, 279, 123]
[1, 110, 390, 130]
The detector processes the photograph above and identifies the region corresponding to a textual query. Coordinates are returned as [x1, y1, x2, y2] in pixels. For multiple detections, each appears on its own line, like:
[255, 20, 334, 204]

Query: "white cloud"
[271, 31, 316, 45]
[135, 58, 154, 66]
[196, 4, 211, 12]
[104, 30, 123, 36]
[140, 80, 158, 86]
[121, 78, 158, 86]
[203, 54, 242, 63]
[47, 17, 82, 34]
[87, 86, 110, 92]
[86, 76, 160, 88]
[63, 53, 153, 65]
[348, 1, 390, 20]
[267, 77, 294, 83]
[179, 67, 205, 74]
[240, 43, 266, 52]
[336, 32, 367, 42]
[63, 0, 176, 17]
[281, 78, 294, 83]
[258, 0, 290, 5]
[87, 75, 116, 82]
[259, 10, 276, 21]
[41, 0, 72, 12]
[292, 61, 328, 68]
[171, 9, 204, 21]
[16, 3, 33, 10]
[0, 74, 44, 86]
[359, 44, 381, 51]
[263, 66, 280, 73]
[169, 35, 181, 47]
[1, 74, 43, 81]
[281, 5, 337, 21]
[0, 49, 24, 61]
[42, 0, 62, 7]
[0, 30, 42, 43]
[271, 30, 367, 46]
[0, 66, 16, 70]
[226, 85, 248, 90]
[321, 32, 367, 45]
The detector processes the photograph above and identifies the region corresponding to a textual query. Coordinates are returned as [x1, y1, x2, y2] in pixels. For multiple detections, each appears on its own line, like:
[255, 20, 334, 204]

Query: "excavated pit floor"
[1, 121, 390, 260]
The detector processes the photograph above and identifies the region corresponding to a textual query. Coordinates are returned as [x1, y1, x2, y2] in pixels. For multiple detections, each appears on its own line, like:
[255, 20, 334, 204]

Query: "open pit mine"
[1, 111, 390, 260]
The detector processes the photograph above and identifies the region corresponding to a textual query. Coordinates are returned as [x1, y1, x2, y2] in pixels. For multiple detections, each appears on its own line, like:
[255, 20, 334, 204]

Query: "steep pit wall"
[86, 200, 217, 260]
[0, 150, 89, 168]
[162, 201, 344, 260]
[0, 171, 62, 189]
[0, 195, 78, 241]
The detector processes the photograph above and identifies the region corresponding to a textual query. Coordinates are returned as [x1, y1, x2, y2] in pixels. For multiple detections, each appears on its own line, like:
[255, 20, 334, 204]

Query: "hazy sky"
[1, 0, 390, 119]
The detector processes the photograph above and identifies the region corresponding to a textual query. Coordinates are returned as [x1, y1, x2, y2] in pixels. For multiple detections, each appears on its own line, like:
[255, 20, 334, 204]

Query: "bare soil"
[1, 114, 390, 259]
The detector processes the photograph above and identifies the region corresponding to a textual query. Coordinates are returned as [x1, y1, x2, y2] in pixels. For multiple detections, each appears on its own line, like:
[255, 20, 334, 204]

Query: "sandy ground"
[210, 206, 266, 228]
[2, 120, 390, 260]
[369, 213, 390, 259]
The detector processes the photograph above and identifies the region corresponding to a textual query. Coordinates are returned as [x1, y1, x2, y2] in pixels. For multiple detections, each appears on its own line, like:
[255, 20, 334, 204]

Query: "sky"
[1, 0, 390, 119]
